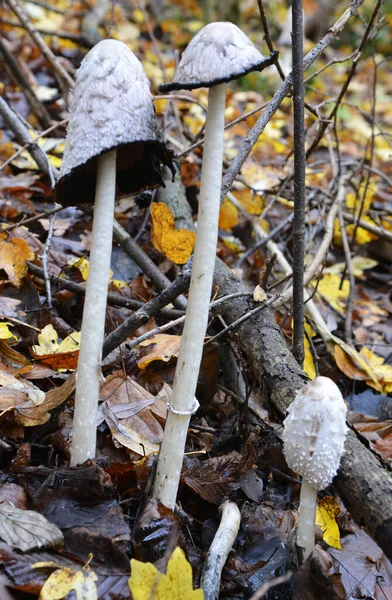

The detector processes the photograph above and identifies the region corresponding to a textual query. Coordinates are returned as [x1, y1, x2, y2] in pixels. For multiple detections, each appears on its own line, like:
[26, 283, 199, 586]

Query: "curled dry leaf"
[137, 334, 182, 369]
[335, 345, 392, 393]
[100, 372, 169, 456]
[0, 504, 63, 552]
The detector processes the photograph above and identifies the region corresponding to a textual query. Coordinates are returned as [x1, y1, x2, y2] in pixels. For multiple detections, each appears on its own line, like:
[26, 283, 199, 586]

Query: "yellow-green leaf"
[0, 322, 17, 340]
[129, 547, 203, 600]
[316, 496, 342, 550]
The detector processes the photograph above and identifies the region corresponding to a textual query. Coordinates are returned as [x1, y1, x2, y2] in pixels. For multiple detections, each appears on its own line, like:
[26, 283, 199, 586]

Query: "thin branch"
[291, 0, 306, 367]
[4, 0, 74, 94]
[220, 0, 367, 202]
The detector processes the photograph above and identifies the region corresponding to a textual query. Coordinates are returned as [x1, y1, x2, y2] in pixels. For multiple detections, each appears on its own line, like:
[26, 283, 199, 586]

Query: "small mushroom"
[283, 376, 347, 560]
[152, 23, 277, 509]
[55, 39, 174, 466]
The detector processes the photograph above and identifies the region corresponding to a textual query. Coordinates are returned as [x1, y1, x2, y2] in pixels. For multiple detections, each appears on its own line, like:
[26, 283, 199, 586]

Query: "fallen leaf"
[335, 345, 392, 393]
[219, 199, 239, 231]
[129, 547, 203, 600]
[0, 504, 63, 552]
[303, 323, 316, 380]
[34, 562, 98, 600]
[0, 231, 35, 287]
[99, 372, 168, 456]
[0, 321, 17, 340]
[31, 325, 80, 371]
[316, 496, 342, 550]
[138, 334, 182, 369]
[314, 273, 349, 315]
[151, 202, 196, 264]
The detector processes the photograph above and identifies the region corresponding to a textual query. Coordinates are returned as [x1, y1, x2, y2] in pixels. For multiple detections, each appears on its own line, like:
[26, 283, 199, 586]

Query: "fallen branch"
[212, 257, 392, 561]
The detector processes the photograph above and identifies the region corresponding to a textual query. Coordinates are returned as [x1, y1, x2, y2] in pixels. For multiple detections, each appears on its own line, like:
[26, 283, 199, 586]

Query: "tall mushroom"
[55, 39, 174, 466]
[152, 22, 277, 509]
[283, 376, 347, 560]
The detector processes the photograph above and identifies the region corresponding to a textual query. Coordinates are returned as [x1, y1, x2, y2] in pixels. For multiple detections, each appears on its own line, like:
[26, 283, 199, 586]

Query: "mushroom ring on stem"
[152, 22, 277, 510]
[55, 39, 174, 466]
[283, 376, 348, 560]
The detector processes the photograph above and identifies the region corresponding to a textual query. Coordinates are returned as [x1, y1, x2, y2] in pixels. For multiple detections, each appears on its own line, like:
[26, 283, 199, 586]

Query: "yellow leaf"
[37, 565, 97, 600]
[313, 273, 349, 315]
[129, 547, 203, 600]
[219, 199, 238, 231]
[334, 344, 382, 391]
[0, 322, 17, 340]
[32, 324, 59, 355]
[303, 323, 316, 380]
[137, 334, 182, 369]
[151, 203, 196, 264]
[326, 257, 377, 277]
[0, 231, 35, 287]
[67, 256, 90, 281]
[316, 496, 342, 550]
[32, 325, 80, 371]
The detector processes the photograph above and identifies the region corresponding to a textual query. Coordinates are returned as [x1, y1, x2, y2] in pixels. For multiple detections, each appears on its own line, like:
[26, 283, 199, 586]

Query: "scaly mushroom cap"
[55, 39, 174, 206]
[159, 22, 277, 92]
[283, 377, 347, 491]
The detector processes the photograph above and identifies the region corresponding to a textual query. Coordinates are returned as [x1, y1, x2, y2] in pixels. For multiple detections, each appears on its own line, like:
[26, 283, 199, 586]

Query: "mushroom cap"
[283, 377, 347, 491]
[159, 22, 277, 92]
[55, 39, 174, 207]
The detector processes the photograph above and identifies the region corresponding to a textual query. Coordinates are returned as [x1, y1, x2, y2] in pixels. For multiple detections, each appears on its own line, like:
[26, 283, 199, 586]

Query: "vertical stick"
[291, 0, 305, 367]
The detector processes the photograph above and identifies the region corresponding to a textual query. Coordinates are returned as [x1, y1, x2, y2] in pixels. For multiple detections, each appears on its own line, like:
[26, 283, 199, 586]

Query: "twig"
[235, 213, 294, 269]
[0, 95, 57, 183]
[257, 0, 286, 81]
[205, 293, 279, 346]
[27, 261, 184, 315]
[102, 261, 192, 357]
[343, 211, 392, 243]
[273, 173, 350, 308]
[41, 209, 60, 308]
[220, 0, 367, 202]
[291, 0, 306, 367]
[112, 219, 187, 311]
[261, 253, 277, 290]
[4, 0, 74, 94]
[175, 101, 269, 159]
[81, 0, 110, 46]
[124, 291, 254, 351]
[249, 572, 293, 600]
[200, 502, 241, 600]
[338, 204, 355, 344]
[305, 0, 384, 161]
[0, 37, 52, 129]
[0, 18, 90, 45]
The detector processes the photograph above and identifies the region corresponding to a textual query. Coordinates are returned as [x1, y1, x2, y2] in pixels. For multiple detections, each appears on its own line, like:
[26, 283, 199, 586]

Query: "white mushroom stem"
[200, 501, 241, 600]
[71, 149, 117, 466]
[297, 478, 317, 560]
[152, 83, 226, 508]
